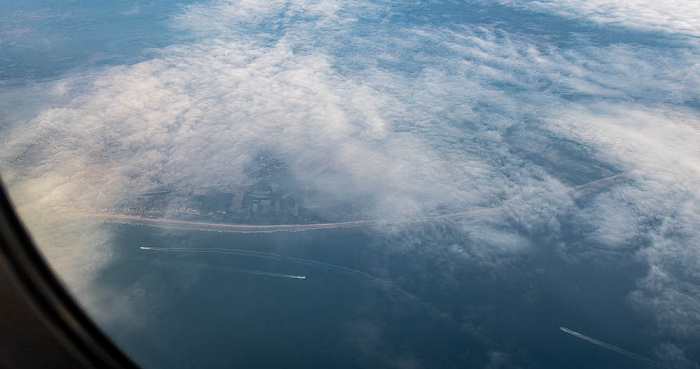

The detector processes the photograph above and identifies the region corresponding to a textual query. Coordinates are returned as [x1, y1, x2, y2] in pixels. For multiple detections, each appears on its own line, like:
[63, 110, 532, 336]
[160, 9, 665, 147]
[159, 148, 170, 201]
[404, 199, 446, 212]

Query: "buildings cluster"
[227, 183, 303, 223]
[114, 182, 322, 225]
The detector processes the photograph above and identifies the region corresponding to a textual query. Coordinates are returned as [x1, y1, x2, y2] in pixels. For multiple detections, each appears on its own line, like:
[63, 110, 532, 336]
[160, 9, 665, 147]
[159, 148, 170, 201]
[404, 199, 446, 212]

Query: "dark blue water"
[0, 0, 203, 84]
[86, 222, 661, 369]
[4, 0, 697, 367]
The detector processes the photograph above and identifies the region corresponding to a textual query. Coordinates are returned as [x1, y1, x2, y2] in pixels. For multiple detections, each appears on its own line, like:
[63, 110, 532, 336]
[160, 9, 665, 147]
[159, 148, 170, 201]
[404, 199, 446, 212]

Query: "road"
[62, 172, 625, 233]
[63, 207, 498, 233]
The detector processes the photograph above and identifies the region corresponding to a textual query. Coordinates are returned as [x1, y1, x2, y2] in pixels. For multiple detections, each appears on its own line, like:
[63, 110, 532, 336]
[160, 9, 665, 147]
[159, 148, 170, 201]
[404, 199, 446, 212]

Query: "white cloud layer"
[498, 0, 700, 38]
[1, 0, 700, 363]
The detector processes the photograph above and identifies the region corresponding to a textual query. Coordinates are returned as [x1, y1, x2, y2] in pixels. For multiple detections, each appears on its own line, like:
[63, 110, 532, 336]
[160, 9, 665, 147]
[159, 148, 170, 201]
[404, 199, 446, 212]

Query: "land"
[67, 150, 625, 233]
[65, 207, 500, 233]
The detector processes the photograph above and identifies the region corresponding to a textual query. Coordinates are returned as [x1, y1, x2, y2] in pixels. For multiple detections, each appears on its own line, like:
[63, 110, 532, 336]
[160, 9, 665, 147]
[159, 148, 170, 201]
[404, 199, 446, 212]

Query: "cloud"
[654, 343, 700, 369]
[1, 0, 700, 363]
[497, 0, 700, 38]
[542, 102, 700, 339]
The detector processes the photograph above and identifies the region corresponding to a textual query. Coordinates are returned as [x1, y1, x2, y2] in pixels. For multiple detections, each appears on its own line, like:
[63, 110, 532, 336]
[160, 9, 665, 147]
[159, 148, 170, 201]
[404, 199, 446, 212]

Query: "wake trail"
[560, 327, 659, 366]
[141, 246, 378, 281]
[228, 267, 306, 279]
[140, 246, 451, 322]
[141, 247, 306, 280]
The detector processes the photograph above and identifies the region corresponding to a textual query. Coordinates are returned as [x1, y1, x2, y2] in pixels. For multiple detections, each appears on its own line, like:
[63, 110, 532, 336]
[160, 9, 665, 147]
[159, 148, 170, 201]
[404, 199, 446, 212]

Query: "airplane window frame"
[0, 181, 140, 369]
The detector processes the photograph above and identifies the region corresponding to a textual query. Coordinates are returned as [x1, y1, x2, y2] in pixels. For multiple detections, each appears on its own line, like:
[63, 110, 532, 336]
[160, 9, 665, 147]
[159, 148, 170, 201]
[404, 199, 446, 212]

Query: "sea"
[89, 222, 656, 369]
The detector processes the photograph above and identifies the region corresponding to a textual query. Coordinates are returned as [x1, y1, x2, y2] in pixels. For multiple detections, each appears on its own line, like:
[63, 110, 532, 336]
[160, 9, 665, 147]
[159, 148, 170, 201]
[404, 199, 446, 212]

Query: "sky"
[0, 0, 699, 367]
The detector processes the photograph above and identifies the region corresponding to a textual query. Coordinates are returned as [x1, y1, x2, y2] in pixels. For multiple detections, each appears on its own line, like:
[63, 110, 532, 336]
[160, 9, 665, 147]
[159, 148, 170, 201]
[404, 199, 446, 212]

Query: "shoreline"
[61, 208, 497, 233]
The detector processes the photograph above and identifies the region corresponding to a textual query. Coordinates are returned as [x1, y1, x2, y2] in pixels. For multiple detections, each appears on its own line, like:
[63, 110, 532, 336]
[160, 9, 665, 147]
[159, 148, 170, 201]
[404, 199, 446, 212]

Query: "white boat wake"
[560, 327, 658, 366]
[139, 246, 451, 322]
[140, 247, 306, 280]
[226, 268, 306, 280]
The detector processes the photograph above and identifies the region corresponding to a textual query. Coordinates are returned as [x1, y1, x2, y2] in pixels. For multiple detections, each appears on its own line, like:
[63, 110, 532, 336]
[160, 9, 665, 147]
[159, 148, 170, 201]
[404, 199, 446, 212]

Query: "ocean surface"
[2, 0, 700, 368]
[85, 222, 655, 369]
